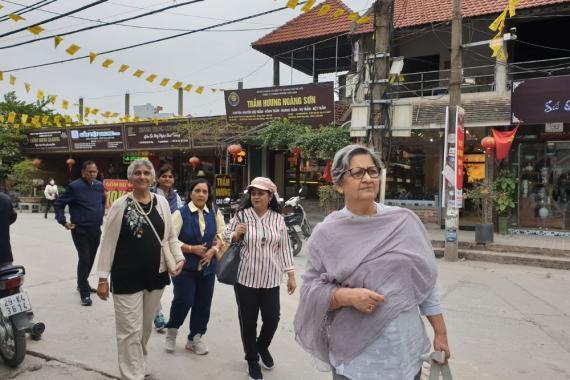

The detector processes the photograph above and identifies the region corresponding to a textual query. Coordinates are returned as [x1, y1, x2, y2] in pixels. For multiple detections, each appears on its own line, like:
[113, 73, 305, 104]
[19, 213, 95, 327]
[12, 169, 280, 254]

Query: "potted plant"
[464, 181, 494, 243]
[493, 170, 517, 234]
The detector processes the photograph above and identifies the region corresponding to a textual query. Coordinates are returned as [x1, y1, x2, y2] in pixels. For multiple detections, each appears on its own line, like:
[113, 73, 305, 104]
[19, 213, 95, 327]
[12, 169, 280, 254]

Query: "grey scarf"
[293, 205, 437, 367]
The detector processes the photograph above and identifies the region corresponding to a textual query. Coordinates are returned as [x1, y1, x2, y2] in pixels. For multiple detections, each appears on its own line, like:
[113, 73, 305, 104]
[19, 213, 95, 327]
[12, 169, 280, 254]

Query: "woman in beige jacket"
[96, 159, 184, 380]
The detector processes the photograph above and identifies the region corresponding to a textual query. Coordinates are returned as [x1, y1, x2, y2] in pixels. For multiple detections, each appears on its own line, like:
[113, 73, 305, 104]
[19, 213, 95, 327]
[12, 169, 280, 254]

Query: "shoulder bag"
[215, 212, 243, 285]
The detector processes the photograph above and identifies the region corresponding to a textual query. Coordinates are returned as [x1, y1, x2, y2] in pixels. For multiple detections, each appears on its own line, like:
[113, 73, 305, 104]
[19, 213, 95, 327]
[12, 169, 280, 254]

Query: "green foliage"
[464, 181, 492, 223]
[6, 160, 40, 196]
[318, 184, 343, 214]
[493, 169, 517, 217]
[256, 119, 310, 150]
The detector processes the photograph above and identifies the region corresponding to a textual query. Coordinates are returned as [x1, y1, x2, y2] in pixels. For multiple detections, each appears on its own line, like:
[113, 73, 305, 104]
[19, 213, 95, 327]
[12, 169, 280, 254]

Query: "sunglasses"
[343, 166, 380, 179]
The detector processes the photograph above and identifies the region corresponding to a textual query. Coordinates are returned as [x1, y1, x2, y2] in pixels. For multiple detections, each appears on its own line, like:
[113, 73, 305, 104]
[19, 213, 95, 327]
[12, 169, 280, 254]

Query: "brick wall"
[411, 208, 439, 224]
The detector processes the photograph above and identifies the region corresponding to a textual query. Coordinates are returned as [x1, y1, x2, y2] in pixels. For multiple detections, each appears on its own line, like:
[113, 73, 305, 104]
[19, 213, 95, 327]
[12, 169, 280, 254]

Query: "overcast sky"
[0, 0, 373, 121]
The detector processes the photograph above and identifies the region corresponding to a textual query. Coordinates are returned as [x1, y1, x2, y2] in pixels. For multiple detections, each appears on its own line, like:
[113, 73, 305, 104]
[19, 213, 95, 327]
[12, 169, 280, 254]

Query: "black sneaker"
[258, 347, 274, 370]
[247, 361, 263, 380]
[81, 296, 92, 306]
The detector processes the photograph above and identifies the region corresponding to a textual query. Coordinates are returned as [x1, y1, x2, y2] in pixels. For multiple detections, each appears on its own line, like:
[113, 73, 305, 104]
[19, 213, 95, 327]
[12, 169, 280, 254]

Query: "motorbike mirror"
[279, 198, 284, 203]
[298, 188, 303, 195]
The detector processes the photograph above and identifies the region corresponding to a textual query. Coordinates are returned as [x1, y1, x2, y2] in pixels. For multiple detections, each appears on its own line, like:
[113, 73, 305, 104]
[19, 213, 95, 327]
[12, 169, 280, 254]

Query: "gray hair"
[331, 144, 384, 185]
[126, 159, 156, 182]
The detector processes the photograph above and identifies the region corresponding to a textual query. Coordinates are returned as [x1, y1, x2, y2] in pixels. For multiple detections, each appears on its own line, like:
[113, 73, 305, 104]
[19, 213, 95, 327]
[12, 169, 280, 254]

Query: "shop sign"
[124, 123, 190, 150]
[224, 82, 335, 127]
[545, 122, 564, 133]
[214, 174, 232, 204]
[22, 129, 69, 153]
[69, 125, 124, 151]
[103, 179, 132, 209]
[512, 75, 570, 124]
[441, 106, 464, 209]
[122, 152, 149, 164]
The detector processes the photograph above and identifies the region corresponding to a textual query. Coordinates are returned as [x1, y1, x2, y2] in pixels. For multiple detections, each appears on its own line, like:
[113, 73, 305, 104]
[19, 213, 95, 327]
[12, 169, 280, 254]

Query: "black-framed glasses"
[343, 166, 380, 179]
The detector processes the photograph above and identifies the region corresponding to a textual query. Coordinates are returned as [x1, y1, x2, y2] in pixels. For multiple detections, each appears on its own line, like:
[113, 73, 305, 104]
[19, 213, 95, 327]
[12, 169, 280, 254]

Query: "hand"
[169, 260, 184, 277]
[191, 243, 208, 257]
[64, 223, 75, 230]
[97, 280, 109, 301]
[344, 288, 385, 314]
[200, 249, 215, 267]
[287, 273, 297, 295]
[433, 333, 451, 363]
[235, 223, 247, 238]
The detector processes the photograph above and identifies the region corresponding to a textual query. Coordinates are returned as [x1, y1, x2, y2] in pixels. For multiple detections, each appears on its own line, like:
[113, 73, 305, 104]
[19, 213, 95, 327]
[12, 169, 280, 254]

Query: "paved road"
[2, 213, 570, 379]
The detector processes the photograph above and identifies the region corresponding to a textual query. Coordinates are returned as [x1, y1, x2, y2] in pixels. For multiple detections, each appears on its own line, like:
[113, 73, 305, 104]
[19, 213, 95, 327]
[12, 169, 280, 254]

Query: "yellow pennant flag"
[62, 99, 69, 110]
[287, 0, 299, 9]
[159, 78, 170, 87]
[0, 71, 3, 81]
[172, 81, 183, 90]
[146, 74, 158, 83]
[347, 12, 359, 21]
[489, 33, 503, 57]
[332, 9, 346, 19]
[54, 35, 63, 48]
[0, 116, 4, 123]
[356, 15, 371, 24]
[111, 112, 119, 118]
[102, 58, 114, 68]
[7, 112, 16, 123]
[54, 115, 61, 127]
[49, 95, 57, 104]
[118, 64, 130, 73]
[489, 6, 508, 33]
[92, 108, 99, 115]
[318, 4, 331, 16]
[8, 13, 25, 22]
[12, 124, 19, 129]
[195, 86, 204, 94]
[32, 115, 40, 126]
[66, 44, 81, 56]
[301, 0, 316, 13]
[21, 114, 28, 124]
[89, 52, 97, 64]
[9, 75, 16, 86]
[27, 25, 44, 35]
[36, 90, 45, 100]
[133, 69, 144, 78]
[24, 83, 31, 93]
[41, 115, 50, 125]
[133, 116, 140, 122]
[85, 107, 91, 117]
[509, 0, 519, 17]
[184, 84, 193, 92]
[64, 115, 72, 124]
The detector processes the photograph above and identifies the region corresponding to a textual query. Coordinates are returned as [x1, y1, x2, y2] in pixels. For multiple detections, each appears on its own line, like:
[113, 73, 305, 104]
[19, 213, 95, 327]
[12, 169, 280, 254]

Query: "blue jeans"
[165, 270, 215, 341]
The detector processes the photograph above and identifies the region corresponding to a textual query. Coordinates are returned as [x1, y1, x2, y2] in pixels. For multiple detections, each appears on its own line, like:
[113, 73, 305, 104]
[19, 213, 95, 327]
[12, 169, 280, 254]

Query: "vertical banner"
[441, 106, 464, 210]
[103, 179, 132, 208]
[214, 174, 232, 205]
[455, 107, 465, 207]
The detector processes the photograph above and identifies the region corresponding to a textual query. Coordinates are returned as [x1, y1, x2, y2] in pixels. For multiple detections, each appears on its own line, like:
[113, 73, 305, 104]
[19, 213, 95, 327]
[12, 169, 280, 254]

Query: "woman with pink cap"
[223, 177, 297, 380]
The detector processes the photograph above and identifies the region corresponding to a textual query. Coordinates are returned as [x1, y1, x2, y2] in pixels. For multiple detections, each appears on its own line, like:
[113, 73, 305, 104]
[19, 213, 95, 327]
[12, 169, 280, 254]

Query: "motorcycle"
[0, 265, 45, 367]
[283, 189, 312, 238]
[218, 197, 240, 224]
[284, 212, 303, 257]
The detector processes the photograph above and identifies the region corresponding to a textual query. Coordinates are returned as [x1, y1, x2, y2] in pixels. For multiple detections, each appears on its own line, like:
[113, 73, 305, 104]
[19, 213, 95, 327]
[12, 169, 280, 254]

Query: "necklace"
[132, 195, 153, 216]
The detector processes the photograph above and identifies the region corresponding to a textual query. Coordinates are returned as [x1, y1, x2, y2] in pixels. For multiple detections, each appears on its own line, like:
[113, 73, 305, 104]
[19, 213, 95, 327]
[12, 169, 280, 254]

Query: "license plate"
[0, 292, 32, 317]
[293, 225, 302, 232]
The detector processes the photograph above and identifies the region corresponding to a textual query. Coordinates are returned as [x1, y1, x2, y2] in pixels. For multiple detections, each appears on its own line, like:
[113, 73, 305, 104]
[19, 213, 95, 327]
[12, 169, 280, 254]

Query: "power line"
[2, 3, 298, 73]
[0, 0, 205, 49]
[0, 0, 56, 22]
[0, 0, 109, 38]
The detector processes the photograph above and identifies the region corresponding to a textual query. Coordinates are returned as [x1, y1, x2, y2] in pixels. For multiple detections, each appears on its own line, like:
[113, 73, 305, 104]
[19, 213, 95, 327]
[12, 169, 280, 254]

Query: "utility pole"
[369, 0, 393, 158]
[444, 0, 463, 261]
[79, 97, 84, 123]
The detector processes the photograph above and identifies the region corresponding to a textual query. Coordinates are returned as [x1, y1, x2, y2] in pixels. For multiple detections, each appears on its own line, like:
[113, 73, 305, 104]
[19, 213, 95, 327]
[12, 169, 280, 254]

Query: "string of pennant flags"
[488, 0, 518, 61]
[284, 0, 371, 24]
[0, 2, 226, 94]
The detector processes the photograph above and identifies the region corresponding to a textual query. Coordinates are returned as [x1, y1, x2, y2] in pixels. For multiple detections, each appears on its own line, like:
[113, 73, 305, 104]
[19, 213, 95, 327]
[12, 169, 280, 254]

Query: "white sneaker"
[164, 328, 178, 353]
[185, 333, 208, 355]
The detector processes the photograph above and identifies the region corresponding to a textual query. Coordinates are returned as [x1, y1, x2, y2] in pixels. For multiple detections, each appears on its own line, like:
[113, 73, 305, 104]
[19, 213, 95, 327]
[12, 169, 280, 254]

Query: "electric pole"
[369, 0, 393, 157]
[444, 0, 463, 260]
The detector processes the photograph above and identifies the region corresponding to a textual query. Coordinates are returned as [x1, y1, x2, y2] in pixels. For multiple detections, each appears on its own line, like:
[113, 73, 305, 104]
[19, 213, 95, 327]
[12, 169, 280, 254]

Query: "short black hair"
[82, 160, 97, 170]
[239, 190, 281, 214]
[158, 164, 175, 178]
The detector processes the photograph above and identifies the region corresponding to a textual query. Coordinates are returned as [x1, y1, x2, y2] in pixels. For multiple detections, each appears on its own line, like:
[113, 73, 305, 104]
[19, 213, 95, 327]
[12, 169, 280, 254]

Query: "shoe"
[247, 361, 263, 380]
[258, 347, 274, 370]
[164, 328, 178, 353]
[80, 296, 92, 306]
[154, 312, 166, 332]
[185, 333, 208, 355]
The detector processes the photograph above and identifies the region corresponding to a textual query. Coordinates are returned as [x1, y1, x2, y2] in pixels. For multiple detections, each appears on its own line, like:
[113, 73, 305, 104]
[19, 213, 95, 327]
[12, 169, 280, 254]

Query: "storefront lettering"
[544, 99, 570, 113]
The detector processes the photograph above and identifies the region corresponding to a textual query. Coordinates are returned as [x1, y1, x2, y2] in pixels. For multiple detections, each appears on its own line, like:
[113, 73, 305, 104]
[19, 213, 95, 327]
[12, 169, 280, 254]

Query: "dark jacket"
[54, 178, 106, 228]
[0, 192, 17, 263]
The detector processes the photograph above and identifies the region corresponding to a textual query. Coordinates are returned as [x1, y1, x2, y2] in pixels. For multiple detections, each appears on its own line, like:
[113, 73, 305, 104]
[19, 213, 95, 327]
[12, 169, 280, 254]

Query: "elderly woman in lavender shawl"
[294, 145, 450, 380]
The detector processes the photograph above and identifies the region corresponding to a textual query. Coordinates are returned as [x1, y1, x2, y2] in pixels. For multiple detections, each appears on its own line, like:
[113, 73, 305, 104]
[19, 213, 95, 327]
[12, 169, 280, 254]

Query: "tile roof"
[253, 0, 570, 47]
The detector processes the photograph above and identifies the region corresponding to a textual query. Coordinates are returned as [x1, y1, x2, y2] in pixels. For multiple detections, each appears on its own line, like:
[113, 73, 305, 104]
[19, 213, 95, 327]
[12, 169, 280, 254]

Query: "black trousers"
[71, 226, 101, 298]
[234, 283, 280, 363]
[44, 199, 55, 217]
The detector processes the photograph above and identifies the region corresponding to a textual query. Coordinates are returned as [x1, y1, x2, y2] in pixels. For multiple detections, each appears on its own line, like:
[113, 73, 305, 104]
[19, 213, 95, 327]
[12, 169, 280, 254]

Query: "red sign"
[455, 109, 465, 192]
[103, 179, 132, 209]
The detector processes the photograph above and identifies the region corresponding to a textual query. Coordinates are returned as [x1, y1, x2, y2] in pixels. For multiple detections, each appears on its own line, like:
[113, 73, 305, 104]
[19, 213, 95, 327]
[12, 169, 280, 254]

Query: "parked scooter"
[0, 265, 45, 367]
[283, 189, 312, 238]
[284, 213, 303, 257]
[218, 197, 240, 224]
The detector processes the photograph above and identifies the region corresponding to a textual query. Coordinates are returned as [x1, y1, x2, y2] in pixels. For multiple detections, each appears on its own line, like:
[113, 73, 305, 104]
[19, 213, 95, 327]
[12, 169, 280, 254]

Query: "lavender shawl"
[293, 205, 437, 367]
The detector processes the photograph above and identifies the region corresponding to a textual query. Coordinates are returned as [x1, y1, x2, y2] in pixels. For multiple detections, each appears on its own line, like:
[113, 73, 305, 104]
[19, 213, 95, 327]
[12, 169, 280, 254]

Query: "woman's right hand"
[190, 243, 207, 257]
[335, 288, 384, 314]
[97, 280, 109, 301]
[235, 223, 247, 238]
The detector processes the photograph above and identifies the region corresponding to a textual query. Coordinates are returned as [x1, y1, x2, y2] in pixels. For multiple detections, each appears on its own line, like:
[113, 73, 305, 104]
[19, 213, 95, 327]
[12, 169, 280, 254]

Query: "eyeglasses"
[343, 166, 380, 179]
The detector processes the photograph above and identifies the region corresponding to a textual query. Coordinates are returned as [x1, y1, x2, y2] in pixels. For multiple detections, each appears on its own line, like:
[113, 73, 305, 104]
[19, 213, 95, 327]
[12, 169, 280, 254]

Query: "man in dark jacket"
[0, 192, 17, 267]
[55, 161, 106, 306]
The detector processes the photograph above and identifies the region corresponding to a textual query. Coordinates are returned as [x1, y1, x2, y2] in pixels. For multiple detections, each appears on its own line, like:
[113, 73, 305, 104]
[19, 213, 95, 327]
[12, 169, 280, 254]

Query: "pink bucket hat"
[248, 177, 277, 194]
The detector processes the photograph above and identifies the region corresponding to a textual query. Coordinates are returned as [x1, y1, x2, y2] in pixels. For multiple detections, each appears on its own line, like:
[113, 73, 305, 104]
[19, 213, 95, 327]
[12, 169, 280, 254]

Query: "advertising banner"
[455, 107, 465, 205]
[224, 82, 335, 127]
[70, 125, 124, 151]
[103, 179, 132, 209]
[22, 129, 69, 153]
[214, 174, 232, 205]
[512, 75, 570, 124]
[125, 123, 190, 150]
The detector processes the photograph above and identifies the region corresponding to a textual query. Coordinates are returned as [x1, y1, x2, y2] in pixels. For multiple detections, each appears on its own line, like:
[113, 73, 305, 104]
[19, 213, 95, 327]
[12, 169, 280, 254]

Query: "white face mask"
[49, 180, 55, 185]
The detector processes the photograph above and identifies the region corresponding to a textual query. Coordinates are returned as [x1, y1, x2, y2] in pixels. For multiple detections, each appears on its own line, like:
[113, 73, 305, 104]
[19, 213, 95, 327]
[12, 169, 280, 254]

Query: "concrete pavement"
[2, 213, 570, 379]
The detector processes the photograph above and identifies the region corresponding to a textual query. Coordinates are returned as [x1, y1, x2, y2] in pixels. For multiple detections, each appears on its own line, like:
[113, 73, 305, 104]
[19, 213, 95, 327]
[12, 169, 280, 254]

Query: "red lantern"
[32, 158, 41, 168]
[481, 136, 496, 155]
[66, 158, 76, 173]
[189, 156, 200, 169]
[227, 144, 242, 155]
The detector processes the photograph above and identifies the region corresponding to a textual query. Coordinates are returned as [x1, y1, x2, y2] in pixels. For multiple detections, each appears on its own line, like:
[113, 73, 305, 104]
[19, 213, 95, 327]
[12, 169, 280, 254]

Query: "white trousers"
[113, 288, 164, 380]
